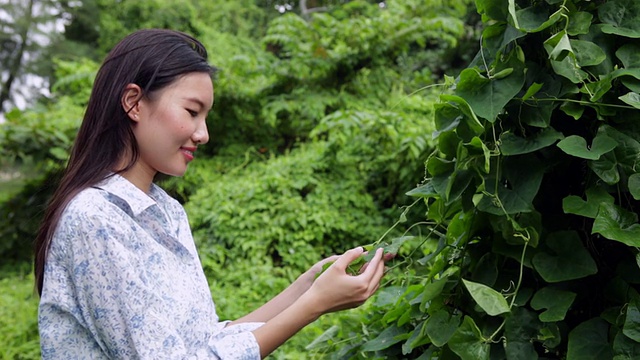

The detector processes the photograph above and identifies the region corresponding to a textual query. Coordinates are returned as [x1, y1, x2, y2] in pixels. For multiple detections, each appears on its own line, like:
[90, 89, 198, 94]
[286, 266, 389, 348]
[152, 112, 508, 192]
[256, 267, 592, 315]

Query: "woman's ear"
[121, 83, 143, 122]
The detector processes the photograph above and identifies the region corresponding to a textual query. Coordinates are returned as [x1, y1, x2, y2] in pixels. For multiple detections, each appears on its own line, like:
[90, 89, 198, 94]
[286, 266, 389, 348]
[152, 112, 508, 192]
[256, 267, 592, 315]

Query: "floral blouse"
[39, 174, 263, 359]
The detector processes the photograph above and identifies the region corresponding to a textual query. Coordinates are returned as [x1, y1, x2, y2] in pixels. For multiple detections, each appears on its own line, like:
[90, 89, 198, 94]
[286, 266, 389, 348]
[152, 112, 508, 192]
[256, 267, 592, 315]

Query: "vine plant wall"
[325, 0, 640, 358]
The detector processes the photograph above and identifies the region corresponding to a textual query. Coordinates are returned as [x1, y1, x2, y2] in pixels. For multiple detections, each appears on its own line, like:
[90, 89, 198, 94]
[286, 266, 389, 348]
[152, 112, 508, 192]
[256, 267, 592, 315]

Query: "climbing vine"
[315, 0, 640, 358]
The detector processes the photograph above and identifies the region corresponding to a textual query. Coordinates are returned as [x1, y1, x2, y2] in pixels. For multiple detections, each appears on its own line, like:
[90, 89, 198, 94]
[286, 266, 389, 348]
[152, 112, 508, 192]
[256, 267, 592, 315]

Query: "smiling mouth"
[181, 147, 196, 161]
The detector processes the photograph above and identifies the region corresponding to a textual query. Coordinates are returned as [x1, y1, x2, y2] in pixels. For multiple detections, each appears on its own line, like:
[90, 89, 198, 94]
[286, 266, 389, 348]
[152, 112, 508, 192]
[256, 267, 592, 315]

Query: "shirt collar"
[94, 174, 159, 216]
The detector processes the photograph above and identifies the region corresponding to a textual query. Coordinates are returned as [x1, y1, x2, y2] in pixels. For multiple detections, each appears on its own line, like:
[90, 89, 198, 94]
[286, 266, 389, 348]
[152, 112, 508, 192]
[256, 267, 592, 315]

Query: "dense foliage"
[324, 0, 640, 358]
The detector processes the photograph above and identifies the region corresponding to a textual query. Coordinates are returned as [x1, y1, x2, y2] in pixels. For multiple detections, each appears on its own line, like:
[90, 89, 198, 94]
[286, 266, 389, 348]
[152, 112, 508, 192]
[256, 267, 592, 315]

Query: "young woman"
[34, 29, 387, 359]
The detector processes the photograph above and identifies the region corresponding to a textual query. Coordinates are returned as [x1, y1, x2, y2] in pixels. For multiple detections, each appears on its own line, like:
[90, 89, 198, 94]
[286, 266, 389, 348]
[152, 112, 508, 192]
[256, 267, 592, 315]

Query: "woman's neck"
[115, 161, 156, 194]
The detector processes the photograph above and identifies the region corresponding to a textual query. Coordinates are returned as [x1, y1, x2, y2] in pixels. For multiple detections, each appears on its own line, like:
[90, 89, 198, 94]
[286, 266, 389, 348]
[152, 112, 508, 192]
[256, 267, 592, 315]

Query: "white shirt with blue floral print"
[39, 174, 263, 359]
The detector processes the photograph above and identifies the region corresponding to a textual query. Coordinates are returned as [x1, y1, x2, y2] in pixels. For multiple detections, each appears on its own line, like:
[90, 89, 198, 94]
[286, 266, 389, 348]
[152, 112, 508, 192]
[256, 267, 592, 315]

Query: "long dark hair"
[34, 29, 216, 295]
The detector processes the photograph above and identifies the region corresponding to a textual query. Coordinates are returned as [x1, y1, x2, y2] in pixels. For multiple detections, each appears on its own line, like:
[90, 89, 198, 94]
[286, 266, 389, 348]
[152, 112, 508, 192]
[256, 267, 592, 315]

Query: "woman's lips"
[181, 146, 196, 161]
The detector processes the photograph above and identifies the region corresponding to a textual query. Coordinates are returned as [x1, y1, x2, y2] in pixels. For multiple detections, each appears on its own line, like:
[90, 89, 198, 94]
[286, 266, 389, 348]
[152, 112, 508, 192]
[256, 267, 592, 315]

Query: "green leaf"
[419, 277, 448, 310]
[434, 102, 463, 135]
[567, 318, 614, 359]
[480, 23, 526, 63]
[619, 92, 640, 109]
[589, 151, 621, 185]
[477, 155, 544, 215]
[462, 279, 510, 316]
[475, 0, 509, 22]
[611, 69, 640, 93]
[427, 156, 455, 176]
[557, 134, 618, 160]
[385, 236, 414, 255]
[521, 82, 543, 101]
[507, 0, 519, 29]
[361, 325, 405, 352]
[518, 101, 555, 128]
[402, 321, 430, 355]
[494, 211, 541, 247]
[361, 237, 411, 263]
[628, 174, 640, 200]
[456, 50, 525, 122]
[444, 169, 474, 205]
[504, 308, 541, 360]
[306, 325, 339, 350]
[616, 44, 640, 68]
[593, 203, 640, 247]
[613, 331, 640, 359]
[599, 125, 640, 171]
[49, 147, 68, 160]
[544, 31, 572, 61]
[516, 4, 563, 33]
[582, 73, 614, 102]
[531, 287, 577, 322]
[542, 33, 591, 83]
[623, 298, 640, 342]
[426, 309, 461, 347]
[540, 323, 562, 349]
[560, 100, 585, 120]
[599, 0, 640, 38]
[567, 11, 593, 36]
[551, 56, 588, 83]
[463, 137, 491, 173]
[448, 316, 490, 360]
[532, 231, 598, 282]
[572, 40, 607, 67]
[438, 95, 485, 135]
[500, 128, 564, 155]
[374, 286, 404, 307]
[562, 186, 615, 218]
[406, 182, 438, 199]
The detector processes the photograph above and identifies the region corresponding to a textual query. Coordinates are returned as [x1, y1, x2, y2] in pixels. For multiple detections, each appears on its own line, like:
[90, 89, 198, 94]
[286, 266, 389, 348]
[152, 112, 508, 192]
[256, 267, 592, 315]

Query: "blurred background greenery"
[0, 0, 479, 358]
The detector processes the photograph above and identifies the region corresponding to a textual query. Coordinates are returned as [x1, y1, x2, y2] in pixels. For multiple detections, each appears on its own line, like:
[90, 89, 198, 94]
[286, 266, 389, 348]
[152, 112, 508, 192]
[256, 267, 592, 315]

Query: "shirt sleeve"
[198, 322, 264, 360]
[41, 208, 262, 360]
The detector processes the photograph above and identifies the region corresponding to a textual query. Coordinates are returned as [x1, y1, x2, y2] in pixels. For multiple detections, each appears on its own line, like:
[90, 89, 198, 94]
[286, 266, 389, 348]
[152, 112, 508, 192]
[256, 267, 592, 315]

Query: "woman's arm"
[252, 247, 386, 358]
[229, 255, 339, 325]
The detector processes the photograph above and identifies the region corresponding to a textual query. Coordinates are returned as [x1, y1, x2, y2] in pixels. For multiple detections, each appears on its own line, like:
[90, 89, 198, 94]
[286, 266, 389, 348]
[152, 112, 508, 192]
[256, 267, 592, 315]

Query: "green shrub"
[187, 141, 389, 272]
[0, 265, 40, 360]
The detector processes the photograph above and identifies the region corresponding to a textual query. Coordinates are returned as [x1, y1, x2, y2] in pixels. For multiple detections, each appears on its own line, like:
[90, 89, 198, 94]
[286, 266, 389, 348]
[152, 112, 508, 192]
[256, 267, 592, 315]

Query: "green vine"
[314, 0, 640, 358]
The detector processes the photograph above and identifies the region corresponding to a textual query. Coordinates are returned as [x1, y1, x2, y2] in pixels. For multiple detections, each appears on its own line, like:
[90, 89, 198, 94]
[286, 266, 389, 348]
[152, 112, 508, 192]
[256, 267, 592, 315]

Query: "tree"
[0, 0, 64, 113]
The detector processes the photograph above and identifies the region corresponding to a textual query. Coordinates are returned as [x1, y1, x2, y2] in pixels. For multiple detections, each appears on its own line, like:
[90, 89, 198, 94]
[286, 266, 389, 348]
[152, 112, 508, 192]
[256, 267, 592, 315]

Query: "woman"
[35, 29, 387, 359]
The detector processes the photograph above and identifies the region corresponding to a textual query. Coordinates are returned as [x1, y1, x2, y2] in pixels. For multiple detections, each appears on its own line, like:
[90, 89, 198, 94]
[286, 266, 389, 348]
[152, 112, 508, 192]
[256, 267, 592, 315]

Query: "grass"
[0, 264, 40, 360]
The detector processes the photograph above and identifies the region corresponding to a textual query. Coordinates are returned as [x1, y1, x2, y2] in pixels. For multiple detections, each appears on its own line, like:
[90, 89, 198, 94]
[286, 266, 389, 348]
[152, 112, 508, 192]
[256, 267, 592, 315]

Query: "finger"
[358, 248, 383, 280]
[332, 247, 365, 270]
[358, 262, 369, 274]
[369, 281, 380, 296]
[382, 252, 396, 262]
[367, 258, 386, 293]
[359, 249, 394, 274]
[316, 255, 340, 267]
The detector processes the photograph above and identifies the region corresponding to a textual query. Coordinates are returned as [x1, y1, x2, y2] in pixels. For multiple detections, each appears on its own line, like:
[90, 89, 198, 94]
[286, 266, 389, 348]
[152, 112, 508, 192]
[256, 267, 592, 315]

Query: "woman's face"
[132, 72, 214, 180]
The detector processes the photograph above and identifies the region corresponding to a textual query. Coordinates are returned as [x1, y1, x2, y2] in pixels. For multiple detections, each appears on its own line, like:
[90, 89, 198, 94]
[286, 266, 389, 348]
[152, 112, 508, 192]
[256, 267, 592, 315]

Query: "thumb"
[332, 247, 365, 271]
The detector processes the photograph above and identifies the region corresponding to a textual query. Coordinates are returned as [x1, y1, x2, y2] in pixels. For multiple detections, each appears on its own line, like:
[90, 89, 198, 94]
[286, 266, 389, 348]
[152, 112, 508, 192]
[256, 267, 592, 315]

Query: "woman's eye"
[186, 109, 198, 117]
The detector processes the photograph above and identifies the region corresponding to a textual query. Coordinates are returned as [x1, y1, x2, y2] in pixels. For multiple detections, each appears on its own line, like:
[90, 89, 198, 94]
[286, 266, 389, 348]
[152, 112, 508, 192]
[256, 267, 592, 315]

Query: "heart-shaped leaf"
[532, 231, 597, 282]
[557, 134, 618, 160]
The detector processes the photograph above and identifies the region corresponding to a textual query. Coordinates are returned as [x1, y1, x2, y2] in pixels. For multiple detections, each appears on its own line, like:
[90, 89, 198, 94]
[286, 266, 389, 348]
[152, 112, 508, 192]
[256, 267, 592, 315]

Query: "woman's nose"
[193, 120, 209, 144]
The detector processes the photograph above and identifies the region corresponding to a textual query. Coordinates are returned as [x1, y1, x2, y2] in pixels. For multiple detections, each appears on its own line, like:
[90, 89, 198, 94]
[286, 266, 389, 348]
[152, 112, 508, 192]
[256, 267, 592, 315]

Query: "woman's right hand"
[251, 246, 387, 357]
[301, 246, 386, 315]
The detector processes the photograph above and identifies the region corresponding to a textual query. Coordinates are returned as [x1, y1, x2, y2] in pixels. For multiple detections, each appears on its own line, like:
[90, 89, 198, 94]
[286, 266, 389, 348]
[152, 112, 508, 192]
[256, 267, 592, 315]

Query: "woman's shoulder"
[58, 187, 121, 227]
